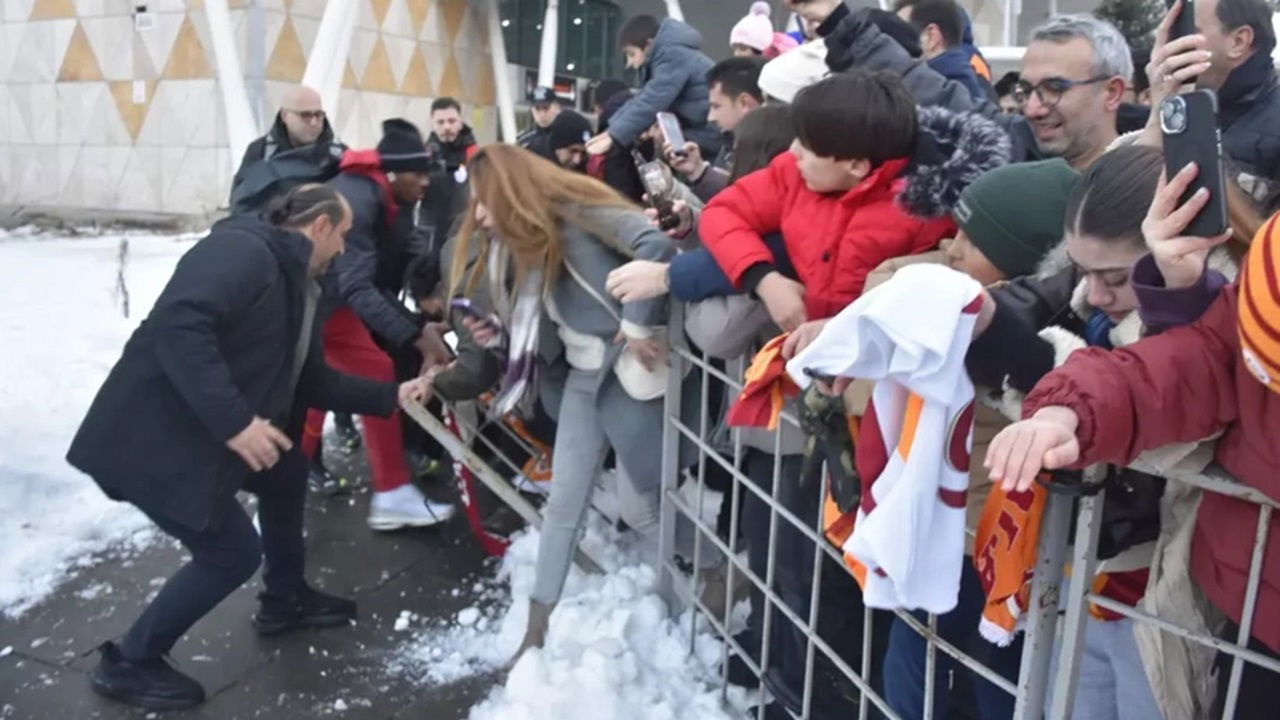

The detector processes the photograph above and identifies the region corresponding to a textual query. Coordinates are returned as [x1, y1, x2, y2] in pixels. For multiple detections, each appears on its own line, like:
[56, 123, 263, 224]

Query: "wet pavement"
[0, 445, 510, 720]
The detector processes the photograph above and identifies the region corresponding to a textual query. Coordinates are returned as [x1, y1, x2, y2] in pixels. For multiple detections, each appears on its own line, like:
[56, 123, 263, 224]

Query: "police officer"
[517, 86, 561, 161]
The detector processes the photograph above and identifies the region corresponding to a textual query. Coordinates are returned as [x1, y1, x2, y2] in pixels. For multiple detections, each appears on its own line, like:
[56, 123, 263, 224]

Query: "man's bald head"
[280, 85, 326, 147]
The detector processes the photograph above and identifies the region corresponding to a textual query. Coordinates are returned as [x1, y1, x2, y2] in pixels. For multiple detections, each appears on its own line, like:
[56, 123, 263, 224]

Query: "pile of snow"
[0, 230, 197, 616]
[392, 516, 753, 719]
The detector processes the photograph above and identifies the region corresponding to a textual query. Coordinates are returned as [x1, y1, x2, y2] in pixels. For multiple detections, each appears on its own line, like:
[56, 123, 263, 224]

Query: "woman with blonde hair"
[449, 144, 677, 660]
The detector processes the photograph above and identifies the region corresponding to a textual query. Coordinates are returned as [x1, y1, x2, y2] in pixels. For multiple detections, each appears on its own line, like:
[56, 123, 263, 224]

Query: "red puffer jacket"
[700, 152, 954, 320]
[1024, 287, 1280, 652]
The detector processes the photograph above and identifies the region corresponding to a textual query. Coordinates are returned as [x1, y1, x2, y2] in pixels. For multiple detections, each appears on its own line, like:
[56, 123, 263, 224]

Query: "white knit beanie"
[758, 39, 829, 103]
[730, 1, 774, 52]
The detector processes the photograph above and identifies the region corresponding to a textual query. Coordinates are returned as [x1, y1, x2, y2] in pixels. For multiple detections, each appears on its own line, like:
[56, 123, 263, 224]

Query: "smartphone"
[802, 367, 838, 385]
[632, 150, 683, 232]
[656, 112, 687, 156]
[1160, 90, 1228, 238]
[1165, 0, 1197, 42]
[449, 297, 485, 319]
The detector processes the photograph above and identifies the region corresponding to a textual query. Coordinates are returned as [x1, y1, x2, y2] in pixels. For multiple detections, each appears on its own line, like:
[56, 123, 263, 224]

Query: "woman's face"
[1066, 232, 1145, 321]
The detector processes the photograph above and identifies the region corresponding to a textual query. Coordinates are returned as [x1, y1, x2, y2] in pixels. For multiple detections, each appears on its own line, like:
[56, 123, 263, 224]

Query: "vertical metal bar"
[485, 0, 518, 141]
[1046, 489, 1104, 720]
[663, 0, 685, 21]
[859, 605, 873, 720]
[657, 320, 686, 608]
[923, 613, 938, 720]
[1013, 486, 1074, 719]
[755, 423, 787, 719]
[687, 353, 711, 653]
[1221, 504, 1272, 719]
[801, 469, 828, 720]
[537, 0, 560, 87]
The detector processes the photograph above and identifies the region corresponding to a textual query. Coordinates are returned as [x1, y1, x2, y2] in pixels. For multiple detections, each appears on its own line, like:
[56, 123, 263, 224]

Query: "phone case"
[1162, 90, 1228, 238]
[1166, 0, 1196, 42]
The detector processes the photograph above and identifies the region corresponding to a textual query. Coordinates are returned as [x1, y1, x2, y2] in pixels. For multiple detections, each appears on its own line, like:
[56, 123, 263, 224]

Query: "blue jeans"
[883, 563, 1023, 720]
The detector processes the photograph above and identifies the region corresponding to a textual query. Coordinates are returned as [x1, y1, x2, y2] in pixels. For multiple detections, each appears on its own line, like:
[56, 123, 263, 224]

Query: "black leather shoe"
[88, 642, 205, 711]
[252, 585, 357, 636]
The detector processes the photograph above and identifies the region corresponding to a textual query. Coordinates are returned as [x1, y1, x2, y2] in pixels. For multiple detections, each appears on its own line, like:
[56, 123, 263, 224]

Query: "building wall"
[0, 0, 498, 217]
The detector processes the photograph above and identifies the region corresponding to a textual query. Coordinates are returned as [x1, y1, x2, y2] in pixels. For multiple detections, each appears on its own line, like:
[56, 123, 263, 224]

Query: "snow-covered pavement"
[0, 228, 195, 617]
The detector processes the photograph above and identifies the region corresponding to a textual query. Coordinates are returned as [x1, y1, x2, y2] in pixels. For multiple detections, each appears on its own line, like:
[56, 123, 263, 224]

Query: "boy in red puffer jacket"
[700, 69, 999, 328]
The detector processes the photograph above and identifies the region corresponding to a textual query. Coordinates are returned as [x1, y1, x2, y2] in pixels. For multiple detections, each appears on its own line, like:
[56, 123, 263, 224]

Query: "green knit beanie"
[952, 159, 1080, 278]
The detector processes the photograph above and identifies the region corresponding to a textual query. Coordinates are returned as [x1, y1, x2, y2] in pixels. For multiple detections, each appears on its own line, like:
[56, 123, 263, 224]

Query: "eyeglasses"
[1011, 76, 1109, 108]
[286, 109, 326, 123]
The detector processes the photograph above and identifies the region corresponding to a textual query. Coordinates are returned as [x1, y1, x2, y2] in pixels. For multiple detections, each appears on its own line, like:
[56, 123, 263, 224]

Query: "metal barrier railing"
[404, 325, 1278, 720]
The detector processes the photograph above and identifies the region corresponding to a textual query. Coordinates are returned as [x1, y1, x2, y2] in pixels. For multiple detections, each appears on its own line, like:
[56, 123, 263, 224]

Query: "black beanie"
[548, 110, 594, 153]
[377, 119, 431, 173]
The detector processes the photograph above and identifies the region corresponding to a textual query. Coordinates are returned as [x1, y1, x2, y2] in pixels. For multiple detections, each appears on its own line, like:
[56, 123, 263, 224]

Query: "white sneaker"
[368, 484, 456, 531]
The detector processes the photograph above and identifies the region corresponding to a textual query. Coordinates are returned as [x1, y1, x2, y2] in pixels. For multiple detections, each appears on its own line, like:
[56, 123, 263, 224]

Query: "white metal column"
[537, 0, 559, 88]
[485, 0, 517, 141]
[664, 0, 684, 21]
[303, 0, 357, 120]
[1002, 0, 1023, 47]
[205, 0, 256, 175]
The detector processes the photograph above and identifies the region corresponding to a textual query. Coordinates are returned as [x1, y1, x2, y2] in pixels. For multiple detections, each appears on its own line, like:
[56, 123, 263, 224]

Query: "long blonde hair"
[449, 144, 636, 297]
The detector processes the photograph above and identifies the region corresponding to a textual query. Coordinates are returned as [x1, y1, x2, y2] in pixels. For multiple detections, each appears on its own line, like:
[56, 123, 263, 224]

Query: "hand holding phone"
[656, 112, 687, 157]
[1159, 90, 1228, 238]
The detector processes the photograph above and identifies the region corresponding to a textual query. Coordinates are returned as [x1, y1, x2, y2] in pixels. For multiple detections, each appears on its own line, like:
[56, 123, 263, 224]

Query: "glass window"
[498, 0, 621, 80]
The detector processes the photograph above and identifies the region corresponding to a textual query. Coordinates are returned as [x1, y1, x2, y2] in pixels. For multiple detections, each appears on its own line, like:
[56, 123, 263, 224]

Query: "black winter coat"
[1218, 53, 1280, 213]
[422, 126, 477, 245]
[229, 113, 345, 213]
[66, 215, 397, 531]
[328, 172, 424, 348]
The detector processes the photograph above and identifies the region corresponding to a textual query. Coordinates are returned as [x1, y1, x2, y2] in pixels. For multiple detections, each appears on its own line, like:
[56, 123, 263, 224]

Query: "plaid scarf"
[488, 242, 543, 417]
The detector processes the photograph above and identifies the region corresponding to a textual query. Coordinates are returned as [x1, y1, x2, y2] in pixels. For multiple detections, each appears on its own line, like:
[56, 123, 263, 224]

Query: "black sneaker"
[251, 585, 357, 636]
[88, 642, 205, 711]
[333, 413, 361, 456]
[308, 464, 351, 496]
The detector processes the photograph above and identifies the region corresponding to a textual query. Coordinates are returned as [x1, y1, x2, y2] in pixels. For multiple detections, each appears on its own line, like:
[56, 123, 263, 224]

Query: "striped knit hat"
[1240, 212, 1280, 393]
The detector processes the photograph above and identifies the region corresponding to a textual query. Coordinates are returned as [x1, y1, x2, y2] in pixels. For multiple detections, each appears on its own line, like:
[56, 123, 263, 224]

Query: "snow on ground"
[392, 515, 753, 720]
[0, 227, 197, 616]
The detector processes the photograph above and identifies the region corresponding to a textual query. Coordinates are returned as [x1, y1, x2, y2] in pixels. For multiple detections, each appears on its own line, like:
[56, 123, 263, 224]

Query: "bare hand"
[756, 272, 807, 332]
[781, 319, 829, 359]
[399, 377, 431, 406]
[226, 417, 293, 472]
[1142, 164, 1232, 289]
[663, 141, 704, 179]
[416, 322, 453, 374]
[586, 133, 614, 156]
[984, 406, 1081, 492]
[606, 260, 671, 303]
[617, 331, 668, 371]
[642, 200, 694, 238]
[463, 315, 501, 349]
[1147, 1, 1212, 112]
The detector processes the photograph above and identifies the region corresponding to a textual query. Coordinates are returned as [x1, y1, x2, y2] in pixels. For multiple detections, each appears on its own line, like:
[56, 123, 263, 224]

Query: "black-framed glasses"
[1011, 76, 1109, 108]
[286, 109, 326, 123]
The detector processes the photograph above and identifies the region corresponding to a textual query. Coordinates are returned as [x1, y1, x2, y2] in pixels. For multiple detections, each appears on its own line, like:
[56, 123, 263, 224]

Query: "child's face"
[944, 231, 1006, 287]
[790, 139, 865, 194]
[731, 44, 760, 57]
[623, 44, 648, 69]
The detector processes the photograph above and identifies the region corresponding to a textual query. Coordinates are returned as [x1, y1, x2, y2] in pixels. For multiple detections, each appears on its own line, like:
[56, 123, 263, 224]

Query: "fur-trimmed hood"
[897, 105, 1012, 219]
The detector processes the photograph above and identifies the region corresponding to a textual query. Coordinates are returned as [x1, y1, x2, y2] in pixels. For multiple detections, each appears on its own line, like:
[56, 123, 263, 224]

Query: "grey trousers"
[531, 368, 663, 605]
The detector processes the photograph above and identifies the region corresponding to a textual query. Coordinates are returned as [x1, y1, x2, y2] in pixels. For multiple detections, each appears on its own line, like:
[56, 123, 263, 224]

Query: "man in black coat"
[517, 85, 561, 161]
[228, 85, 346, 213]
[1146, 0, 1280, 211]
[319, 119, 456, 531]
[68, 185, 431, 711]
[421, 96, 477, 245]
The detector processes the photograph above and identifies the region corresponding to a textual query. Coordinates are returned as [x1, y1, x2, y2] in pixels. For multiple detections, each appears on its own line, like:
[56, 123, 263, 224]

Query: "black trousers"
[118, 448, 308, 661]
[1213, 621, 1280, 720]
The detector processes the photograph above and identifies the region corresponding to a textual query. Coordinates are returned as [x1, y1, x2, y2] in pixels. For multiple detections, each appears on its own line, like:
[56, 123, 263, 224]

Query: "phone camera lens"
[1160, 97, 1187, 134]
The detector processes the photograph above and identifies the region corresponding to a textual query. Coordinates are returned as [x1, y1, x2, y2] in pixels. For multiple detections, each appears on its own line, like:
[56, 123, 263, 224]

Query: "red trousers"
[302, 307, 410, 492]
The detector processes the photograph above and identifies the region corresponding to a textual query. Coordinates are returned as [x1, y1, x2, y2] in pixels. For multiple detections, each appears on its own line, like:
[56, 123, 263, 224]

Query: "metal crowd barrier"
[404, 327, 1277, 720]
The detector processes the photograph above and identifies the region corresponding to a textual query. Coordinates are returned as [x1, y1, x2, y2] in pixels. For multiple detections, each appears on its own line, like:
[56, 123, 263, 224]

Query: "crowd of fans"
[68, 0, 1280, 717]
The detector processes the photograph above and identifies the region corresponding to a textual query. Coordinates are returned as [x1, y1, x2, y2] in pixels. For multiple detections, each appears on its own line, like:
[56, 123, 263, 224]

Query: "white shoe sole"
[367, 508, 456, 532]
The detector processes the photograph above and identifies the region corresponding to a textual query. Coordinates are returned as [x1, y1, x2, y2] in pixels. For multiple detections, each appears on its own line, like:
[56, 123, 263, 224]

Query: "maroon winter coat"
[1023, 285, 1280, 651]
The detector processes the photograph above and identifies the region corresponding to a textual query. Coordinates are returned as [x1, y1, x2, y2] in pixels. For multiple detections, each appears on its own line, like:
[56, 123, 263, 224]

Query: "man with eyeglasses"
[230, 85, 346, 213]
[824, 11, 1132, 171]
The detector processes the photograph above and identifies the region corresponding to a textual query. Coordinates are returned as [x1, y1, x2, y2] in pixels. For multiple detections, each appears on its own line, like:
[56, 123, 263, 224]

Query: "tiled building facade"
[0, 0, 498, 216]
